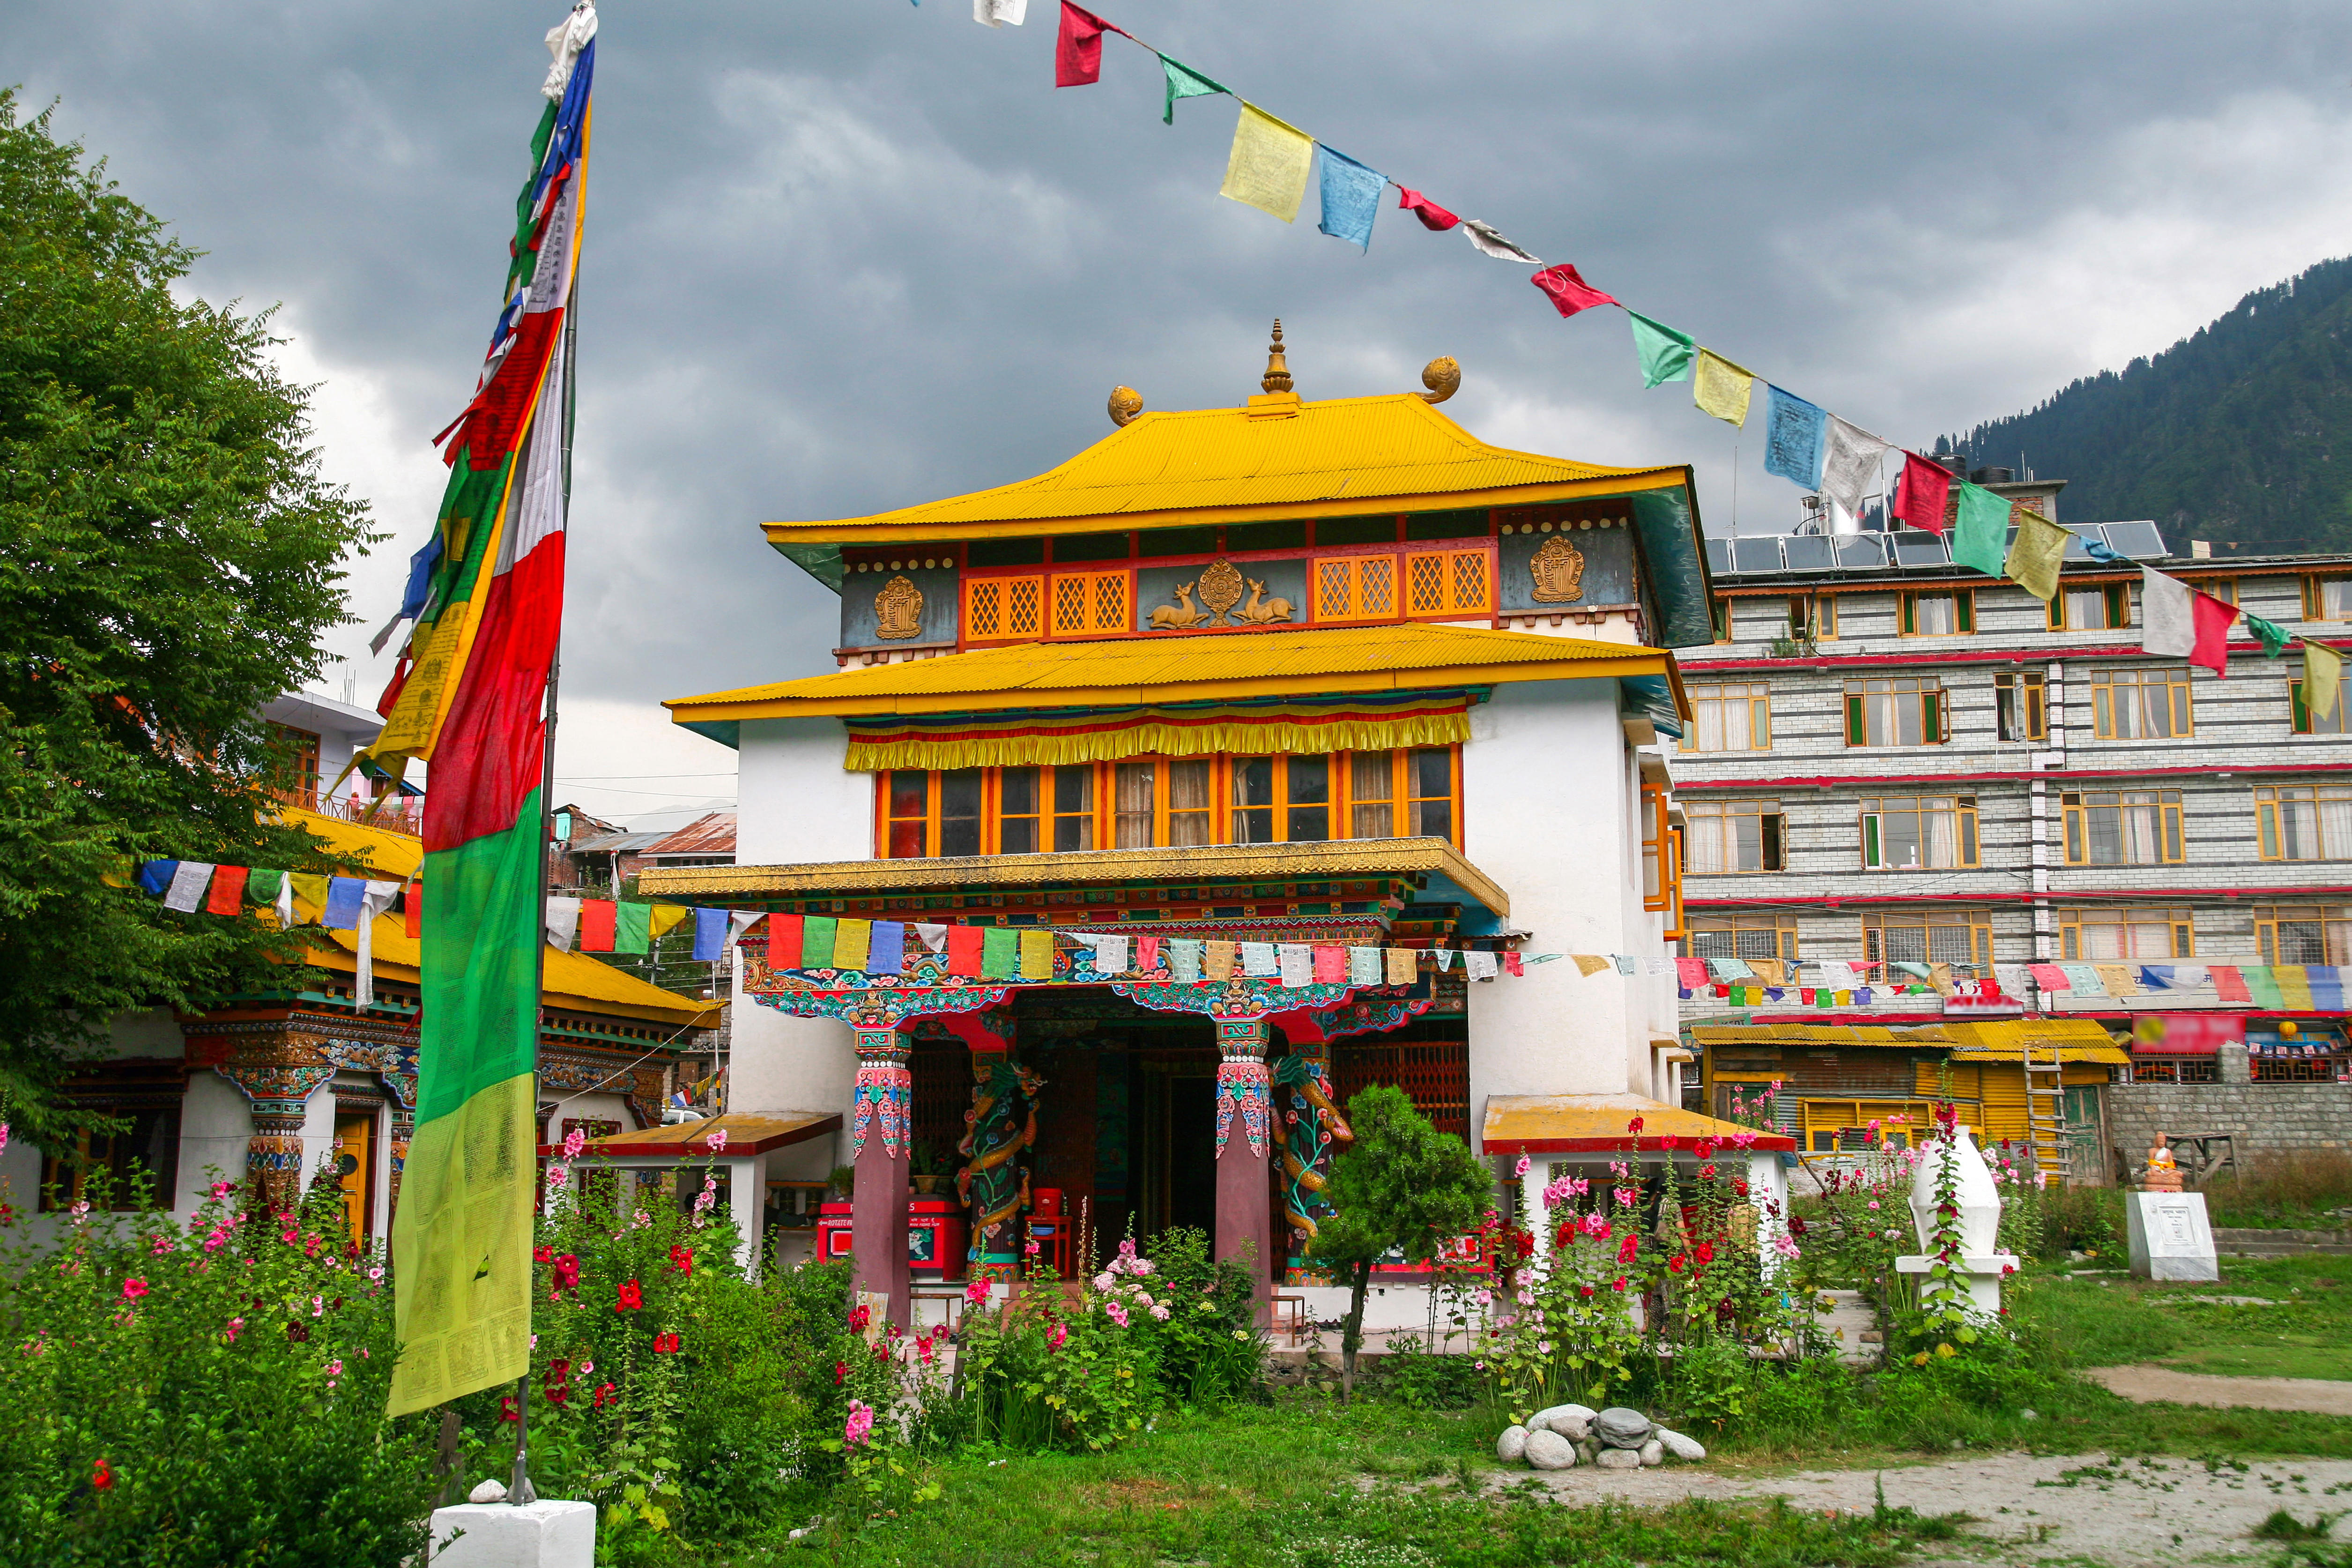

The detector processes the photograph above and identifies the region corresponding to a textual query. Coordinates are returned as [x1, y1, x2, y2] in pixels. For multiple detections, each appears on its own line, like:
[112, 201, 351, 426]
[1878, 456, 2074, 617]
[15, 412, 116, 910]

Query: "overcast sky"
[13, 1, 2352, 826]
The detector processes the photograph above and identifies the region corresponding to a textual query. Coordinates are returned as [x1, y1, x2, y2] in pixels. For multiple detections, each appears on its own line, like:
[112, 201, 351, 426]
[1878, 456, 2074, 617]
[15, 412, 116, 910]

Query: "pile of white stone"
[1495, 1404, 1706, 1471]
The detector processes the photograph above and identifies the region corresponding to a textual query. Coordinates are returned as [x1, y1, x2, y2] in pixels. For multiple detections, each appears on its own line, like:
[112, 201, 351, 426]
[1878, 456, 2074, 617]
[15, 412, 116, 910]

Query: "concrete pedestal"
[2127, 1189, 2219, 1282]
[1894, 1251, 2020, 1316]
[429, 1501, 595, 1567]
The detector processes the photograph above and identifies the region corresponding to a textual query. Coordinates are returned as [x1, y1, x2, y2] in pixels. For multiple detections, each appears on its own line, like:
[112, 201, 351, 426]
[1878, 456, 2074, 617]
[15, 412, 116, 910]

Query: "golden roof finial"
[1261, 319, 1293, 395]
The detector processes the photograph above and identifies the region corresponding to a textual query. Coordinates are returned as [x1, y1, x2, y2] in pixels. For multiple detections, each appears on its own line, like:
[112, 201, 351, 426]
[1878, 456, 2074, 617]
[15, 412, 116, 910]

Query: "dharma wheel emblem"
[1528, 535, 1587, 604]
[1195, 558, 1246, 622]
[874, 573, 925, 639]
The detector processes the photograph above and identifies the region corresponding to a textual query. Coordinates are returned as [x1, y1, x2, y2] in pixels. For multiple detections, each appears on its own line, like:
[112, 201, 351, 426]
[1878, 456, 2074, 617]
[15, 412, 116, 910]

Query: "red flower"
[871, 1337, 892, 1362]
[1626, 1116, 1645, 1134]
[1660, 1134, 1679, 1149]
[92, 1459, 113, 1492]
[550, 1254, 580, 1292]
[834, 1361, 847, 1385]
[1699, 1164, 1718, 1180]
[616, 1279, 643, 1312]
[498, 1395, 520, 1424]
[1733, 1179, 1750, 1197]
[1617, 1235, 1639, 1265]
[653, 1332, 681, 1353]
[1695, 1241, 1715, 1265]
[848, 1304, 871, 1333]
[1695, 1141, 1715, 1159]
[667, 1244, 694, 1276]
[592, 1382, 616, 1408]
[1668, 1253, 1688, 1274]
[1579, 1284, 1595, 1297]
[285, 1321, 310, 1344]
[1611, 1277, 1627, 1292]
[534, 1245, 553, 1264]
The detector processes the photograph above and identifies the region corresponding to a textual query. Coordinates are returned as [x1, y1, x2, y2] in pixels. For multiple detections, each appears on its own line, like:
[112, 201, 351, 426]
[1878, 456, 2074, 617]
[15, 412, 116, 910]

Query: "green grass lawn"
[2018, 1256, 2352, 1380]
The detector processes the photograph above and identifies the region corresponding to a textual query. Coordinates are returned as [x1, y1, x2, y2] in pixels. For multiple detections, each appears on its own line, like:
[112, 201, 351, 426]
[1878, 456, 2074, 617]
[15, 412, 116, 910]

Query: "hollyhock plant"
[615, 1279, 643, 1312]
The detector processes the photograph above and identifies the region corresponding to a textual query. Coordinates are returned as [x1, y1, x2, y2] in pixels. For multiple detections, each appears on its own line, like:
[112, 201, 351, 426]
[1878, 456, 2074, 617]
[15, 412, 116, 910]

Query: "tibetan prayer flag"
[1205, 940, 1237, 980]
[323, 876, 366, 930]
[729, 910, 764, 949]
[2139, 964, 2177, 991]
[981, 926, 1019, 980]
[2311, 966, 2345, 1011]
[545, 896, 579, 951]
[2007, 508, 2069, 601]
[947, 923, 985, 976]
[1054, 1, 1123, 86]
[2246, 613, 2293, 657]
[2142, 571, 2237, 675]
[1169, 938, 1204, 982]
[1571, 954, 1610, 977]
[288, 873, 329, 925]
[1750, 959, 1785, 987]
[1315, 145, 1384, 248]
[1692, 349, 1754, 426]
[2190, 590, 2240, 676]
[405, 882, 423, 938]
[2092, 964, 2139, 996]
[1461, 220, 1538, 263]
[2058, 963, 2105, 995]
[1892, 451, 1952, 535]
[2276, 965, 2316, 1011]
[648, 904, 690, 939]
[1386, 947, 1418, 985]
[203, 864, 250, 917]
[386, 26, 594, 1419]
[974, 0, 1026, 26]
[1091, 932, 1129, 975]
[1531, 262, 1617, 319]
[1675, 957, 1708, 988]
[1240, 941, 1278, 977]
[2244, 966, 2284, 1009]
[2307, 640, 2345, 721]
[1136, 934, 1161, 973]
[1348, 946, 1381, 985]
[1465, 951, 1498, 981]
[579, 900, 616, 952]
[1433, 948, 1455, 972]
[1951, 482, 2010, 578]
[766, 912, 803, 960]
[1762, 386, 1826, 490]
[1713, 957, 1756, 981]
[1220, 104, 1314, 224]
[613, 902, 652, 955]
[692, 906, 727, 962]
[1818, 417, 1887, 520]
[913, 921, 949, 953]
[865, 921, 905, 976]
[136, 860, 176, 898]
[831, 916, 872, 972]
[2027, 963, 2069, 991]
[1396, 188, 1458, 230]
[165, 861, 216, 914]
[1505, 952, 1523, 977]
[1018, 928, 1055, 979]
[1627, 312, 1694, 387]
[1613, 956, 1638, 976]
[1159, 54, 1226, 124]
[800, 914, 837, 969]
[1278, 944, 1313, 987]
[1311, 944, 1346, 983]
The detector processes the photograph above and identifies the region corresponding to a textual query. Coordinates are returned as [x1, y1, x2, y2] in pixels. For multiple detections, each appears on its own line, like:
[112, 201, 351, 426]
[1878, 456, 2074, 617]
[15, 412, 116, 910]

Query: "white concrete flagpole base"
[428, 1500, 595, 1567]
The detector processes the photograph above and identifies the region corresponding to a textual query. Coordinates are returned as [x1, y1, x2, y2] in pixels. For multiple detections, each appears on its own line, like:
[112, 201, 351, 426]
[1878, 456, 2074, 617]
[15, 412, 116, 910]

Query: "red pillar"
[849, 1026, 912, 1327]
[1213, 1015, 1274, 1323]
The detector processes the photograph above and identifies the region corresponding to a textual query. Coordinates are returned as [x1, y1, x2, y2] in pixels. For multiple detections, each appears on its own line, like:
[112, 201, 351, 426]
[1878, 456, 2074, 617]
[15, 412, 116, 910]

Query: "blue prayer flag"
[2311, 965, 2344, 1011]
[1762, 386, 1827, 490]
[322, 876, 366, 931]
[869, 920, 905, 977]
[2140, 964, 2177, 990]
[136, 860, 178, 898]
[1315, 147, 1384, 250]
[692, 906, 727, 963]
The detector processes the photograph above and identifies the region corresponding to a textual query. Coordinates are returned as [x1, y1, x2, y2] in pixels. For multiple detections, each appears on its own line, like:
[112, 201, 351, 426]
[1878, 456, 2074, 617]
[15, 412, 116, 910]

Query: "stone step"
[2213, 1227, 2352, 1256]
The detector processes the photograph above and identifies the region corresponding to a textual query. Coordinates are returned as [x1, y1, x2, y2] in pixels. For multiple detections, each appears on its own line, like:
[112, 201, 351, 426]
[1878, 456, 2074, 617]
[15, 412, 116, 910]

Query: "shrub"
[2204, 1151, 2352, 1229]
[1378, 1332, 1483, 1410]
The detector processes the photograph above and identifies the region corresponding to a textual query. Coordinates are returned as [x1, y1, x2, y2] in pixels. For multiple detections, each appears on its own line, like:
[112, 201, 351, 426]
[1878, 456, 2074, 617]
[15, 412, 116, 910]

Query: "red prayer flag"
[1311, 944, 1346, 983]
[1674, 957, 1708, 988]
[1137, 935, 1162, 973]
[2210, 964, 2251, 1003]
[405, 881, 423, 939]
[766, 913, 803, 961]
[1054, 2, 1125, 87]
[1504, 951, 1523, 977]
[2191, 590, 2239, 677]
[579, 899, 616, 952]
[946, 924, 986, 977]
[204, 864, 249, 916]
[1396, 188, 1459, 231]
[1530, 262, 1617, 319]
[1892, 451, 1952, 535]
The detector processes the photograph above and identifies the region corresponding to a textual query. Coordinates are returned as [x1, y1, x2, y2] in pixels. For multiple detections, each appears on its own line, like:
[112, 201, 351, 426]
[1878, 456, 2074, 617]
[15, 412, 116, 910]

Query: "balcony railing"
[273, 782, 423, 836]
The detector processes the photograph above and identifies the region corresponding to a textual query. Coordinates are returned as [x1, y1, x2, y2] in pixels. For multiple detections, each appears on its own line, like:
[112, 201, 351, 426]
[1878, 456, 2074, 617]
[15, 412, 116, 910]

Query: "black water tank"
[1971, 466, 2015, 484]
[1936, 453, 1969, 476]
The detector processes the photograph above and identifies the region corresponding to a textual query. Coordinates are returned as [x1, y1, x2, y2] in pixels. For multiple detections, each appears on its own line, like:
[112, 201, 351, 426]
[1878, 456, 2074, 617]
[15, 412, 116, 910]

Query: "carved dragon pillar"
[1273, 1039, 1353, 1286]
[215, 1059, 336, 1215]
[1213, 1015, 1275, 1317]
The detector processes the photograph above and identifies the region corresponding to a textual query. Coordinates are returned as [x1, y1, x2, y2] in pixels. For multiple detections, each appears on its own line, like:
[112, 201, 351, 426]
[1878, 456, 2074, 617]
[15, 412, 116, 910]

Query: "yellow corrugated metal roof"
[1692, 1024, 1956, 1048]
[280, 806, 422, 879]
[667, 622, 1674, 723]
[1944, 1018, 2130, 1065]
[763, 395, 1687, 542]
[1482, 1093, 1797, 1152]
[307, 918, 720, 1029]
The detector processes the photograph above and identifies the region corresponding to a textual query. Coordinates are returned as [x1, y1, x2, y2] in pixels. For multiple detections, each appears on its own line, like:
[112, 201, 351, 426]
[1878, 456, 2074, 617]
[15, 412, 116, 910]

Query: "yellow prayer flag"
[2006, 508, 2069, 602]
[1387, 947, 1420, 985]
[1018, 928, 1056, 980]
[1692, 349, 1755, 427]
[1750, 958, 1786, 987]
[2093, 963, 2140, 997]
[1220, 104, 1314, 224]
[648, 903, 691, 939]
[288, 873, 330, 926]
[1205, 940, 1238, 981]
[832, 917, 873, 973]
[2306, 639, 2345, 720]
[1571, 953, 1612, 978]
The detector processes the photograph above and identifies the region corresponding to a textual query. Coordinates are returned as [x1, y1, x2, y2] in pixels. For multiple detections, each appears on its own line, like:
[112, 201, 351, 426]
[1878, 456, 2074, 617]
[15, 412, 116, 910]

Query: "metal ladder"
[2023, 1034, 2073, 1188]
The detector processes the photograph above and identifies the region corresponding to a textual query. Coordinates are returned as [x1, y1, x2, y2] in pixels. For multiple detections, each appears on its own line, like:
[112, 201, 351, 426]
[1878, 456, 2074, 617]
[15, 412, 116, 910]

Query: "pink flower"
[1513, 1154, 1531, 1177]
[1047, 1323, 1068, 1351]
[1150, 1304, 1170, 1320]
[209, 1181, 232, 1201]
[223, 1316, 243, 1344]
[703, 1127, 729, 1154]
[964, 1278, 991, 1304]
[561, 1128, 587, 1159]
[844, 1399, 875, 1448]
[1023, 1240, 1041, 1256]
[1092, 1272, 1115, 1291]
[120, 1279, 148, 1303]
[326, 1358, 343, 1377]
[1105, 1303, 1130, 1328]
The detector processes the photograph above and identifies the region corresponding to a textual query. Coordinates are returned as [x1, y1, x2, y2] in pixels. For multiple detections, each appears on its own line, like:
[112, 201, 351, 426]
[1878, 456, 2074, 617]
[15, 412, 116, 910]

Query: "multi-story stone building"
[1673, 472, 2352, 1173]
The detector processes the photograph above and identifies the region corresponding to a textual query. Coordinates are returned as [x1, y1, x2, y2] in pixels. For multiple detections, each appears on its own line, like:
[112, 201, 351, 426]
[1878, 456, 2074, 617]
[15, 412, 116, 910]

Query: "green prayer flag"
[1160, 55, 1227, 124]
[2005, 508, 2069, 601]
[2244, 965, 2285, 1010]
[613, 901, 652, 955]
[2306, 639, 2345, 720]
[801, 914, 837, 970]
[981, 926, 1020, 981]
[2247, 613, 2293, 657]
[1952, 482, 2009, 577]
[1814, 986, 1834, 1009]
[1627, 312, 1694, 388]
[246, 869, 286, 903]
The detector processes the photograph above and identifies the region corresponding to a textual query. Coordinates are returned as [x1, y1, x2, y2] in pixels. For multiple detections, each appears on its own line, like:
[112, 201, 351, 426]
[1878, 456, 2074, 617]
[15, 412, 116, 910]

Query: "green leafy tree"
[0, 92, 370, 1139]
[1314, 1084, 1492, 1401]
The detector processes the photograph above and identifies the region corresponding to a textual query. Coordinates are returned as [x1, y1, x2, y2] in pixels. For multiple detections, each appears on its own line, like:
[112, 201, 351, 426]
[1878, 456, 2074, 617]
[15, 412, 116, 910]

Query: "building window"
[2049, 582, 2129, 631]
[1313, 555, 1400, 623]
[1684, 912, 1799, 961]
[1709, 598, 1732, 644]
[1995, 670, 2047, 743]
[269, 722, 322, 810]
[881, 751, 1462, 857]
[1404, 548, 1492, 617]
[963, 575, 1045, 641]
[1860, 795, 1979, 870]
[2194, 578, 2238, 606]
[1788, 594, 1836, 641]
[1899, 589, 1974, 636]
[1862, 908, 1991, 968]
[1048, 570, 1132, 637]
[1680, 682, 1771, 753]
[2256, 905, 2352, 966]
[2290, 658, 2352, 734]
[1844, 678, 1947, 747]
[2058, 907, 2192, 960]
[39, 1109, 181, 1212]
[2062, 789, 2185, 865]
[2305, 577, 2352, 622]
[2091, 665, 2192, 739]
[2258, 784, 2352, 861]
[1684, 798, 1786, 873]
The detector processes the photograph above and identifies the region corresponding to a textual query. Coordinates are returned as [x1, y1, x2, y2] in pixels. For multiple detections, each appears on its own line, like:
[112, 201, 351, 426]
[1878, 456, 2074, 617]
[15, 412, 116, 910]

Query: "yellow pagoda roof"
[762, 394, 1691, 550]
[668, 622, 1682, 736]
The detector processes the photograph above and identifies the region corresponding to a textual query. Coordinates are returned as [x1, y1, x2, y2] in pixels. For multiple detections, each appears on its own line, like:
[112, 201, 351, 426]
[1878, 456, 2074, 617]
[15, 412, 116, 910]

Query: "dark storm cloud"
[11, 1, 2352, 815]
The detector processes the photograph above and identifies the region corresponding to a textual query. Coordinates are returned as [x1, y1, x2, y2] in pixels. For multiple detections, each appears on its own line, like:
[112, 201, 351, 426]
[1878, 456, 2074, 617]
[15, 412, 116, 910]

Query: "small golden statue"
[1416, 355, 1461, 405]
[1148, 581, 1206, 629]
[2141, 1131, 2185, 1193]
[1236, 578, 1295, 624]
[874, 574, 925, 640]
[1108, 386, 1143, 428]
[1528, 535, 1587, 604]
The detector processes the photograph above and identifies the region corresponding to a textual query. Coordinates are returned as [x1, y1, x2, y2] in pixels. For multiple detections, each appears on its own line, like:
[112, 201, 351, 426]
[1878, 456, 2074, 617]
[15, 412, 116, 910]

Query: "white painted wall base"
[428, 1501, 595, 1567]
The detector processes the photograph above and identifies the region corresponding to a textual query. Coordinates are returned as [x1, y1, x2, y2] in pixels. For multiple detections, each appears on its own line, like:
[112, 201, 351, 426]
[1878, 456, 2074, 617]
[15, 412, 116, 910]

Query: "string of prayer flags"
[2006, 508, 2070, 601]
[1315, 146, 1384, 249]
[2141, 568, 2239, 677]
[1160, 55, 1226, 124]
[1278, 943, 1313, 987]
[1762, 386, 1827, 490]
[1627, 313, 1694, 388]
[1459, 220, 1539, 263]
[973, 0, 1026, 24]
[1950, 482, 2011, 579]
[1892, 451, 1952, 535]
[981, 925, 1019, 979]
[1530, 262, 1617, 319]
[1054, 1, 1125, 86]
[2306, 639, 2345, 721]
[1220, 104, 1315, 223]
[1396, 188, 1458, 231]
[1818, 418, 1888, 520]
[1692, 349, 1755, 427]
[2245, 613, 2293, 658]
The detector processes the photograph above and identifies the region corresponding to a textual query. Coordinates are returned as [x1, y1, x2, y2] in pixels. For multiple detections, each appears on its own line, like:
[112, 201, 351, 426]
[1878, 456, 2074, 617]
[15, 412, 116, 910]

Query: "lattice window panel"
[1314, 555, 1398, 622]
[1333, 1038, 1469, 1140]
[964, 575, 1043, 641]
[1048, 571, 1129, 636]
[1406, 549, 1492, 617]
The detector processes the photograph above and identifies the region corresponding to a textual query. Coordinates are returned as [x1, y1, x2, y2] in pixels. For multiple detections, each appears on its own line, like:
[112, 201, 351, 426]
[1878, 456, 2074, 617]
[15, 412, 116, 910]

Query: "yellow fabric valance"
[842, 696, 1471, 773]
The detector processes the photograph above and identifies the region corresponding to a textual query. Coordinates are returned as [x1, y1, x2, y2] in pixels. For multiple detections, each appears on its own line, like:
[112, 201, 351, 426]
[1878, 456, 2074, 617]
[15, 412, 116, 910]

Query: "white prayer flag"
[913, 921, 950, 953]
[545, 896, 581, 951]
[1461, 220, 1539, 263]
[1092, 933, 1131, 976]
[2142, 568, 2196, 657]
[973, 0, 1026, 23]
[729, 910, 765, 947]
[1434, 948, 1457, 972]
[1277, 943, 1313, 987]
[355, 880, 403, 1007]
[1816, 960, 1857, 991]
[1817, 417, 1887, 519]
[163, 861, 215, 913]
[1348, 946, 1382, 986]
[1240, 941, 1278, 978]
[1464, 951, 1499, 981]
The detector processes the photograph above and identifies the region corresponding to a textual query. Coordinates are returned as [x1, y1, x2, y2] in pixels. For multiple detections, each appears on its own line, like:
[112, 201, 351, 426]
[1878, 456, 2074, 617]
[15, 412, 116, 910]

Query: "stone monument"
[1892, 1128, 2020, 1315]
[2127, 1133, 2218, 1282]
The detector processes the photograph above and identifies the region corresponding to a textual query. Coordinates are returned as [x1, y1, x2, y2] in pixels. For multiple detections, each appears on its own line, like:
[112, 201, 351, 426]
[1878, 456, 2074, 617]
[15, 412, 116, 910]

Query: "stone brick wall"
[2105, 1080, 2352, 1181]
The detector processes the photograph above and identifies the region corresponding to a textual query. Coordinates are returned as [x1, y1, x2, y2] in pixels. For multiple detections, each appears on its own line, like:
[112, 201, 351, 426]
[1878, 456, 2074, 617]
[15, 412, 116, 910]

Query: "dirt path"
[1527, 1451, 2352, 1564]
[2085, 1365, 2352, 1416]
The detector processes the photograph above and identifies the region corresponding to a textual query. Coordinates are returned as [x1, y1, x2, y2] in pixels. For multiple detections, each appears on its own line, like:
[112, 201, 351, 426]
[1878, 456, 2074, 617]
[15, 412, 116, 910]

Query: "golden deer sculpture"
[1149, 580, 1207, 629]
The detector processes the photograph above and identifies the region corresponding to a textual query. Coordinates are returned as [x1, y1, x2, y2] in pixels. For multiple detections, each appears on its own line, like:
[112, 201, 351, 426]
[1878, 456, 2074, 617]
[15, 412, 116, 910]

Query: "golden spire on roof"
[1261, 319, 1293, 395]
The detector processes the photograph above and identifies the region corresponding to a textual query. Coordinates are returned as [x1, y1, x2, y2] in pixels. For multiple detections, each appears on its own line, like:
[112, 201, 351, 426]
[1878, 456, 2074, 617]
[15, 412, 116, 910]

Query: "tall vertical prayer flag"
[1396, 188, 1458, 230]
[1315, 146, 1384, 248]
[1159, 55, 1225, 125]
[1951, 483, 2010, 578]
[383, 9, 594, 1419]
[1892, 451, 1952, 535]
[1627, 313, 1694, 387]
[2006, 508, 2068, 601]
[1817, 417, 1887, 519]
[1762, 386, 1826, 490]
[1530, 262, 1617, 319]
[1054, 2, 1123, 86]
[1220, 104, 1315, 223]
[2306, 639, 2345, 721]
[1691, 349, 1754, 426]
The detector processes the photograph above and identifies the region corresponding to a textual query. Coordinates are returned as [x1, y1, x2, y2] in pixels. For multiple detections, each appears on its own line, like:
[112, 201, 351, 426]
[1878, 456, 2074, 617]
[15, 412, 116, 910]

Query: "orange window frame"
[1313, 554, 1402, 624]
[1403, 547, 1494, 618]
[963, 574, 1045, 642]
